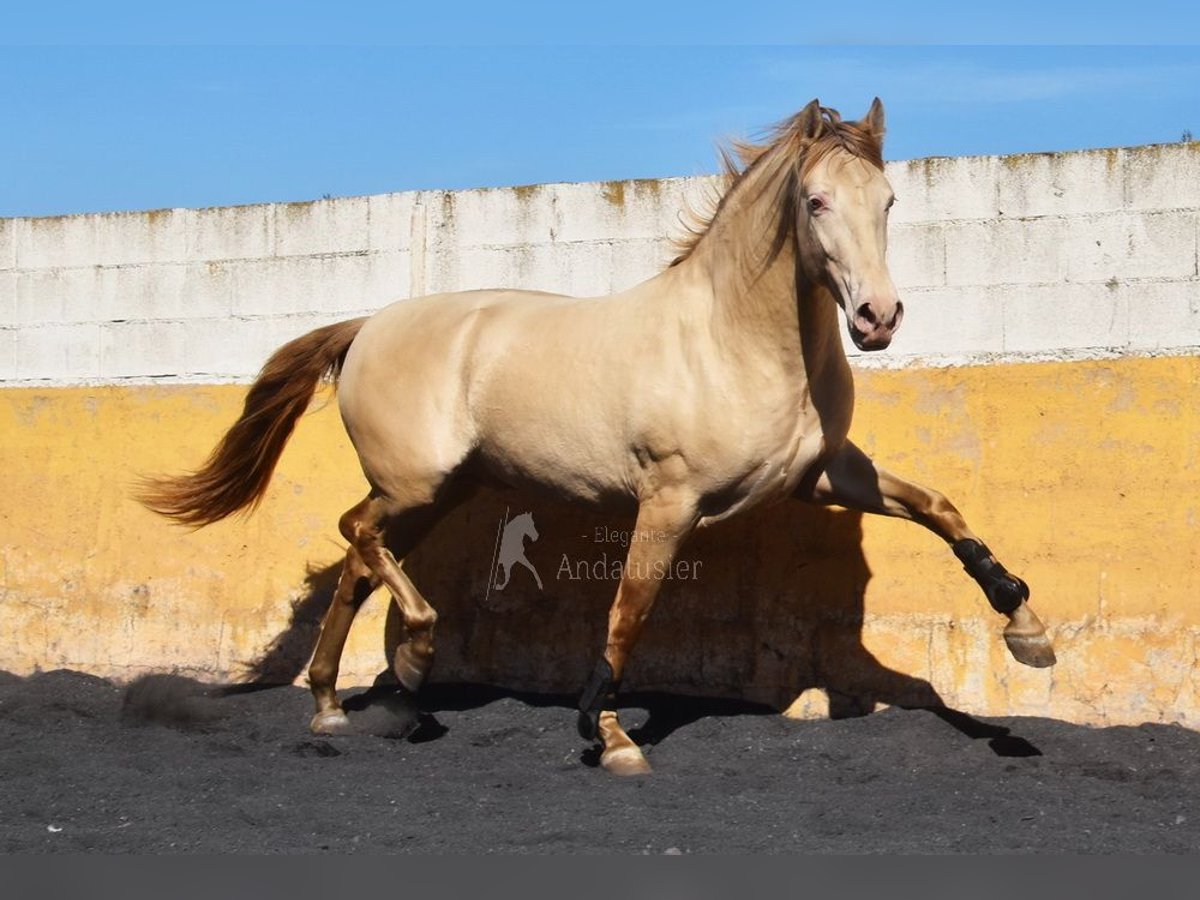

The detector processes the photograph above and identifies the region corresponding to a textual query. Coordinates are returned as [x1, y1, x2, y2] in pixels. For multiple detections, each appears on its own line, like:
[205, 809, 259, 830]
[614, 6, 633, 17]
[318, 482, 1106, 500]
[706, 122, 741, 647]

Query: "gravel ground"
[1, 669, 1197, 853]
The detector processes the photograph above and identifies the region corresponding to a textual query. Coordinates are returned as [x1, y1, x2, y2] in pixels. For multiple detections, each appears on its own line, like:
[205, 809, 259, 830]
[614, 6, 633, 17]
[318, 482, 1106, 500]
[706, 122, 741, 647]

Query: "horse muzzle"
[849, 298, 903, 351]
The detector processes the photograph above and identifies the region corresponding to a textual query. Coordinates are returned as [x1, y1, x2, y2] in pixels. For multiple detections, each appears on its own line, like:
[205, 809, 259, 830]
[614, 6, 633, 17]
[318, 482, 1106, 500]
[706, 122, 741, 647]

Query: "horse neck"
[679, 164, 839, 372]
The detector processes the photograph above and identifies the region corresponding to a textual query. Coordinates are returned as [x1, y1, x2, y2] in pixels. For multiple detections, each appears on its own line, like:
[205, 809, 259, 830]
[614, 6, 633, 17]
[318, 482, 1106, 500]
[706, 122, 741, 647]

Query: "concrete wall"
[2, 143, 1199, 728]
[4, 144, 1198, 387]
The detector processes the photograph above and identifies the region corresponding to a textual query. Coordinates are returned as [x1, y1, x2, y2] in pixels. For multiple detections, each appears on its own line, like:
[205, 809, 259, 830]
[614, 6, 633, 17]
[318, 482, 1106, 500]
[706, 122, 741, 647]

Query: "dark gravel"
[2, 669, 1198, 853]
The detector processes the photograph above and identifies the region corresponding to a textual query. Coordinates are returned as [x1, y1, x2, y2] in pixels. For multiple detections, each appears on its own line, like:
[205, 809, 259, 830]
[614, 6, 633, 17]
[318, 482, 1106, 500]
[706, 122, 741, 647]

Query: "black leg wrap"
[576, 658, 618, 741]
[953, 539, 1029, 615]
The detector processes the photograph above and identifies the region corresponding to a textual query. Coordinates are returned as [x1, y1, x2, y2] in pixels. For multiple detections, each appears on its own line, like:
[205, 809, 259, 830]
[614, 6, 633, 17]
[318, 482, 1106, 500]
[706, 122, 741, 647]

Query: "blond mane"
[669, 104, 885, 268]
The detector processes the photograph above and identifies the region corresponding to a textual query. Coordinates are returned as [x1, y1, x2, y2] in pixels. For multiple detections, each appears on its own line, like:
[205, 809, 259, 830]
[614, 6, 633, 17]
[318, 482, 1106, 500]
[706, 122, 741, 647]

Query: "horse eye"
[808, 196, 826, 213]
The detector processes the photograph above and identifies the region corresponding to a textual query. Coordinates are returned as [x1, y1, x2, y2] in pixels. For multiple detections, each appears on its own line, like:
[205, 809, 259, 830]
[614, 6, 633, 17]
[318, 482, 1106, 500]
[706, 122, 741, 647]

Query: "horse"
[492, 511, 543, 591]
[140, 98, 1055, 776]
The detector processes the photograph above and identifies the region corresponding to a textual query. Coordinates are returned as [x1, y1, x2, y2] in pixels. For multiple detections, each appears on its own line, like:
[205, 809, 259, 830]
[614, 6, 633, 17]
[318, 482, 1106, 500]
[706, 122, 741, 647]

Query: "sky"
[2, 2, 1200, 217]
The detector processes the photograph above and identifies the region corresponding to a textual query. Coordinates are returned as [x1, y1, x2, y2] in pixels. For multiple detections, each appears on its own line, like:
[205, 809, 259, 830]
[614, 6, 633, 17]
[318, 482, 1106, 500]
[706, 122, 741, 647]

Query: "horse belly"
[473, 419, 636, 510]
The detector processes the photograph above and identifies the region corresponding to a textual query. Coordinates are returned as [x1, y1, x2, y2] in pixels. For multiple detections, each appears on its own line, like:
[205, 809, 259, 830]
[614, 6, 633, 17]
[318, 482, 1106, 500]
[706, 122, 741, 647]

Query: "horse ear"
[794, 98, 823, 139]
[864, 97, 886, 140]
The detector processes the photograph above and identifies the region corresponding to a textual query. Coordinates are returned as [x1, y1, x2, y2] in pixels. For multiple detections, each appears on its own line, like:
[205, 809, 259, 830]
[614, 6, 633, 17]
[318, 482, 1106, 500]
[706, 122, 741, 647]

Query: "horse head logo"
[492, 511, 544, 591]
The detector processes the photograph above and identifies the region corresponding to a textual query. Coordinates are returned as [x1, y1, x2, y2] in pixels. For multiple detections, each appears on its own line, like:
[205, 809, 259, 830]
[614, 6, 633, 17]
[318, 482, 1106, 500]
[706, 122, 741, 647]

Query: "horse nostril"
[889, 301, 904, 329]
[855, 303, 878, 326]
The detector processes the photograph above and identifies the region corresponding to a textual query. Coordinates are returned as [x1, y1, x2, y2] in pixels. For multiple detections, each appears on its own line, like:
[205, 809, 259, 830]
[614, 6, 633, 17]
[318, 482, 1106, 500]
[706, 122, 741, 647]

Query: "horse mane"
[669, 104, 884, 268]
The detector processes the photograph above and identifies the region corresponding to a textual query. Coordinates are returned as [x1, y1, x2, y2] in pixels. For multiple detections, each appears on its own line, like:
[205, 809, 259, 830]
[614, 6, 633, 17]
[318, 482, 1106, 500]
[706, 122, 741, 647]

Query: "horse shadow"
[231, 562, 343, 688]
[238, 490, 1040, 757]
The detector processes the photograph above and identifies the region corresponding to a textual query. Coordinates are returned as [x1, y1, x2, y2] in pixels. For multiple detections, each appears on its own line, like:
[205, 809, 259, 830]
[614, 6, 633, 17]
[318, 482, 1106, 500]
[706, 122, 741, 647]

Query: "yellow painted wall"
[2, 356, 1197, 727]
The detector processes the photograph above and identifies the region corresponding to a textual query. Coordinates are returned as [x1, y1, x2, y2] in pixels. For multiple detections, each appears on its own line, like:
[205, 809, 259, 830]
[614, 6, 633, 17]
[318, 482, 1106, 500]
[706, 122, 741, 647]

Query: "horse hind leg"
[308, 506, 381, 734]
[307, 481, 462, 734]
[347, 493, 457, 693]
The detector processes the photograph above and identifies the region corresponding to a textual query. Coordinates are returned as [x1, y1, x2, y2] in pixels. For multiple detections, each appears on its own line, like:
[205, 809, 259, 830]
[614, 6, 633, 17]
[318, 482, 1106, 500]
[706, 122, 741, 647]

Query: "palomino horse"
[142, 98, 1055, 775]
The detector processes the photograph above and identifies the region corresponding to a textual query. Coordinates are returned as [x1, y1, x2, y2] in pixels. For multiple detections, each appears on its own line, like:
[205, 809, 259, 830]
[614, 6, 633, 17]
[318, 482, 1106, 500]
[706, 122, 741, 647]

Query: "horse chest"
[690, 393, 835, 523]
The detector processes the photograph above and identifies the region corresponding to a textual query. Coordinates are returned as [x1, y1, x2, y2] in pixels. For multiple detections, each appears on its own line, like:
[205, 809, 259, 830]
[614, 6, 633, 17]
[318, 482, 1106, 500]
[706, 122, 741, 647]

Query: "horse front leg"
[578, 491, 699, 776]
[798, 440, 1055, 668]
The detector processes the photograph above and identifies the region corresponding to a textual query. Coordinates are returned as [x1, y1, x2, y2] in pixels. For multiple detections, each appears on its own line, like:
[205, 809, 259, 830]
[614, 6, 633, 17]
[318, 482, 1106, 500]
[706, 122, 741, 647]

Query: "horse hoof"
[1004, 628, 1057, 668]
[393, 642, 433, 693]
[309, 709, 351, 734]
[601, 745, 652, 776]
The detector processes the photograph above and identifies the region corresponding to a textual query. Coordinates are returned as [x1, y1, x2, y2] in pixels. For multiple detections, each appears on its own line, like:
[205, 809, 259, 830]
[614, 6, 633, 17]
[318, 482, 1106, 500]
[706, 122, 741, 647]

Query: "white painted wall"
[2, 143, 1199, 386]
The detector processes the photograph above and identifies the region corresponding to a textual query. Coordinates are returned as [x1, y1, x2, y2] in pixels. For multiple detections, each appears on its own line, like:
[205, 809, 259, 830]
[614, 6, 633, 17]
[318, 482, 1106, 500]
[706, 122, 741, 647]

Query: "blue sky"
[3, 3, 1199, 217]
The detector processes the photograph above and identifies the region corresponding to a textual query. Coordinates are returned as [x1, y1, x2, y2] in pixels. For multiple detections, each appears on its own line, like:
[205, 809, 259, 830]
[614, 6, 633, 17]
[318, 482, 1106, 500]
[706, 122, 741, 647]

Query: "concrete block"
[0, 327, 15, 381]
[425, 185, 560, 250]
[549, 178, 694, 245]
[185, 203, 274, 261]
[230, 257, 309, 317]
[428, 244, 553, 295]
[883, 160, 933, 226]
[14, 267, 102, 325]
[886, 155, 1000, 225]
[231, 253, 392, 318]
[15, 323, 101, 381]
[888, 224, 945, 290]
[15, 262, 234, 326]
[363, 250, 411, 307]
[99, 320, 190, 379]
[272, 197, 370, 258]
[1000, 283, 1129, 354]
[545, 241, 615, 297]
[0, 218, 14, 270]
[1124, 280, 1200, 351]
[993, 148, 1127, 220]
[184, 316, 289, 379]
[944, 217, 1070, 287]
[367, 192, 418, 253]
[90, 208, 191, 266]
[132, 261, 234, 321]
[1124, 143, 1200, 212]
[1, 272, 15, 326]
[1065, 211, 1199, 283]
[922, 286, 1009, 357]
[13, 215, 98, 269]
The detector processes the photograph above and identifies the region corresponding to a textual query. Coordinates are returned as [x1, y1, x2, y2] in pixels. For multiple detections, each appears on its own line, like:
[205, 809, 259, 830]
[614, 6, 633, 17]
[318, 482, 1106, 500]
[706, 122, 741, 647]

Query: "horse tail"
[138, 317, 368, 527]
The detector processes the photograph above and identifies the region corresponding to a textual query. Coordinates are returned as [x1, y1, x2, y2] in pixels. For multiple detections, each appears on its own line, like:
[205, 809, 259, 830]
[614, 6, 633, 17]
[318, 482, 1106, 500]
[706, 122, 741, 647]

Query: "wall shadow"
[237, 562, 341, 687]
[398, 489, 943, 716]
[235, 494, 1054, 756]
[240, 488, 946, 717]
